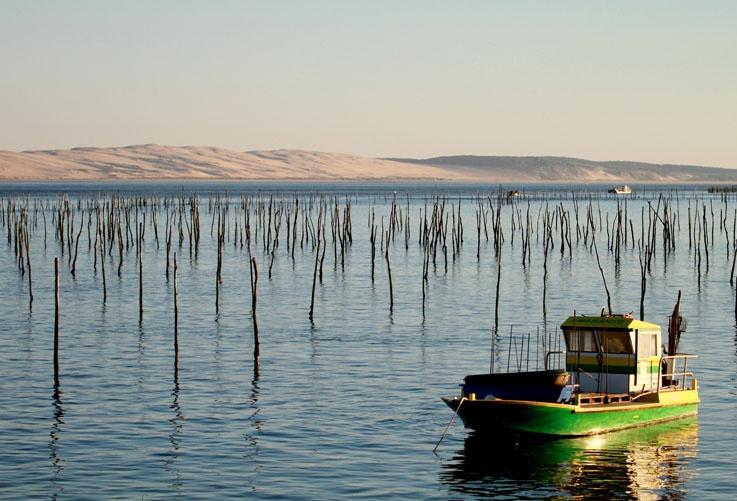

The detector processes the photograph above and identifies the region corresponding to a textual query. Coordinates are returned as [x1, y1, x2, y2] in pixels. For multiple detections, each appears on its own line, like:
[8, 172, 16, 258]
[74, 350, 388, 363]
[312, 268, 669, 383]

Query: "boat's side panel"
[650, 388, 700, 405]
[565, 402, 698, 436]
[446, 393, 699, 436]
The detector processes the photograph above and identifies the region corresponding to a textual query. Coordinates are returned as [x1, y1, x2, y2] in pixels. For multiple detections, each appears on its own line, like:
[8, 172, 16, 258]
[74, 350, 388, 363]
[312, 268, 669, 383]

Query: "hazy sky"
[1, 1, 735, 166]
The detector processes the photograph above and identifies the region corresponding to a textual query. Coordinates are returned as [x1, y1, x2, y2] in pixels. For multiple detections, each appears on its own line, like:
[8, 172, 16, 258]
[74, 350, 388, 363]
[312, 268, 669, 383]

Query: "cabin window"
[637, 333, 650, 357]
[564, 329, 598, 352]
[600, 331, 632, 354]
[637, 332, 659, 357]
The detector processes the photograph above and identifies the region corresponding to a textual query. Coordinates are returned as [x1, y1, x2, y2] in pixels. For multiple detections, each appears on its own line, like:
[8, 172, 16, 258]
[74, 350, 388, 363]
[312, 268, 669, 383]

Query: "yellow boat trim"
[466, 389, 700, 413]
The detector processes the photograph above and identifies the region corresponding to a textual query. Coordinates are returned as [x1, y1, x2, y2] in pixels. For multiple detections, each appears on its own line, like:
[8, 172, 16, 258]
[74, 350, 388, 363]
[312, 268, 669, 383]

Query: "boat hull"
[442, 389, 699, 437]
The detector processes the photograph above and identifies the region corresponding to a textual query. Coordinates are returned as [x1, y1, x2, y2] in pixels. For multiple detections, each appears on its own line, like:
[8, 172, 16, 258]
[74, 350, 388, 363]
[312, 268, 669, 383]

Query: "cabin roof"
[560, 315, 660, 331]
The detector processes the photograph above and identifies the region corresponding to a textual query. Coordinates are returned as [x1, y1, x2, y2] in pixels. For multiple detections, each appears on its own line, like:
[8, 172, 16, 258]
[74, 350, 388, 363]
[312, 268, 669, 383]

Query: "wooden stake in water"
[54, 257, 60, 385]
[139, 225, 144, 323]
[173, 252, 179, 369]
[591, 230, 612, 314]
[309, 207, 323, 323]
[24, 226, 33, 308]
[250, 257, 260, 363]
[385, 229, 393, 315]
[71, 213, 83, 276]
[99, 223, 107, 303]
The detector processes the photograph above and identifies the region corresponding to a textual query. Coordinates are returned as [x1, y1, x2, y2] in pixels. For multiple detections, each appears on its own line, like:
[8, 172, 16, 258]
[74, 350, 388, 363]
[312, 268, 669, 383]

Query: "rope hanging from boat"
[433, 397, 467, 454]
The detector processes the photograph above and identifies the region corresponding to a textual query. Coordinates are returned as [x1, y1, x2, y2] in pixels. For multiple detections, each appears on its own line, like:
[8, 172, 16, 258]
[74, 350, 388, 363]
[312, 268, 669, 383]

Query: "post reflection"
[166, 352, 184, 492]
[440, 417, 698, 499]
[49, 381, 65, 496]
[246, 361, 262, 450]
[243, 360, 262, 492]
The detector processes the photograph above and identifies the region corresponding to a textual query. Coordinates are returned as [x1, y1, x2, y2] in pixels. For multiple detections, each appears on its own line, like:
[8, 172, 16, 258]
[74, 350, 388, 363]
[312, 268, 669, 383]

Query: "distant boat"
[608, 185, 632, 195]
[442, 302, 698, 437]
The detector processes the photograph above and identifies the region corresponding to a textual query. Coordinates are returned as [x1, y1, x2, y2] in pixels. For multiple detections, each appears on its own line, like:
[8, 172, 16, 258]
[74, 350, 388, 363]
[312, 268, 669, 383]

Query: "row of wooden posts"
[9, 193, 737, 304]
[7, 190, 737, 382]
[52, 249, 260, 381]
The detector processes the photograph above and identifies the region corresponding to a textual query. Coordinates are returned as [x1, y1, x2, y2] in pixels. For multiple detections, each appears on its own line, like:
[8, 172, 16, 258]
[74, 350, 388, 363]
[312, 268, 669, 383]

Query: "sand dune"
[0, 145, 461, 181]
[1, 144, 735, 182]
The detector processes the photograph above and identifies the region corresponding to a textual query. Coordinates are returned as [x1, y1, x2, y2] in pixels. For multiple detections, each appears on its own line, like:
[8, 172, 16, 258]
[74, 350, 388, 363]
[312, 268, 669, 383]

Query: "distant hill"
[386, 155, 737, 183]
[0, 144, 735, 182]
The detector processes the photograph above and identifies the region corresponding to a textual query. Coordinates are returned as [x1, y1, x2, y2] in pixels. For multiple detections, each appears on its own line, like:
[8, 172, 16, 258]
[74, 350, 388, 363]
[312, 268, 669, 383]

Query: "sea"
[0, 181, 735, 499]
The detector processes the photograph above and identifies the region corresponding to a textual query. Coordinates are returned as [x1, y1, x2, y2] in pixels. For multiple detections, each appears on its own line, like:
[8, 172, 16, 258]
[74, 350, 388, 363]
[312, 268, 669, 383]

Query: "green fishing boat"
[442, 297, 699, 437]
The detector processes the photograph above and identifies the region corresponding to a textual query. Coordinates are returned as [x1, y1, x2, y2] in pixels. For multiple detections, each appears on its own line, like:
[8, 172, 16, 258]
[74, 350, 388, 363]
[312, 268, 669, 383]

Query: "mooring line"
[433, 397, 467, 454]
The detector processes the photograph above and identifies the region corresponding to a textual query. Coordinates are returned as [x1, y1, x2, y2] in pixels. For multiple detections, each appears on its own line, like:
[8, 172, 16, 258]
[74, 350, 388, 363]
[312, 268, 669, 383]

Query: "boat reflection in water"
[440, 417, 698, 499]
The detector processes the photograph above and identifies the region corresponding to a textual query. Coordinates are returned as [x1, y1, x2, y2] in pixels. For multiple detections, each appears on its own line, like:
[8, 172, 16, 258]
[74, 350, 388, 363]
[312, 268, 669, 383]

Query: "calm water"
[1, 183, 736, 499]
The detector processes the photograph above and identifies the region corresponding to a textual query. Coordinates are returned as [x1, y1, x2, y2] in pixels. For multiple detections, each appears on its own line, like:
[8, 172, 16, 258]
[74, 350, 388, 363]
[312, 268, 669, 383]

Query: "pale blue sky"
[1, 1, 735, 166]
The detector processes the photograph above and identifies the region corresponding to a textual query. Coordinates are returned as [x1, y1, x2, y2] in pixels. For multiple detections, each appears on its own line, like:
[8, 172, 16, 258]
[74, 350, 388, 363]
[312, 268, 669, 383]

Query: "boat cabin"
[561, 314, 662, 395]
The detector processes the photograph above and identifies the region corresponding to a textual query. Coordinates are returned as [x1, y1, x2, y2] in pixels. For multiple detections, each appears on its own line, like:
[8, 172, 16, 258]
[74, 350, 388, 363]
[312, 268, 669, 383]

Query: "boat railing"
[490, 324, 565, 373]
[545, 351, 564, 371]
[657, 354, 698, 391]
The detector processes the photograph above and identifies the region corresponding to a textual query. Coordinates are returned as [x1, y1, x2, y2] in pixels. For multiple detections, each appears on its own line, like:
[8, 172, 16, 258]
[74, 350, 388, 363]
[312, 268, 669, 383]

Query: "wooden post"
[174, 253, 179, 367]
[54, 257, 60, 384]
[370, 210, 376, 283]
[422, 243, 429, 319]
[592, 229, 612, 314]
[318, 222, 326, 283]
[139, 245, 143, 322]
[494, 207, 502, 334]
[99, 223, 107, 302]
[385, 230, 393, 315]
[166, 212, 172, 280]
[731, 237, 737, 287]
[542, 224, 550, 319]
[25, 227, 33, 307]
[250, 257, 260, 363]
[638, 241, 647, 320]
[309, 220, 322, 323]
[71, 213, 83, 276]
[216, 214, 223, 313]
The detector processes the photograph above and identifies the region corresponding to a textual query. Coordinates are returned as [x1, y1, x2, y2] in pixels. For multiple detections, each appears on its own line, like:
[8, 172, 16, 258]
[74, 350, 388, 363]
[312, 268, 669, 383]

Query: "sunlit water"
[1, 183, 736, 499]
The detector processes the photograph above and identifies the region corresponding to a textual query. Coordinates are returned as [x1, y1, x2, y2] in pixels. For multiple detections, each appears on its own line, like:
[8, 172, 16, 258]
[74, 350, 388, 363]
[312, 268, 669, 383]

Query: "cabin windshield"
[600, 331, 632, 354]
[564, 329, 598, 352]
[564, 329, 633, 354]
